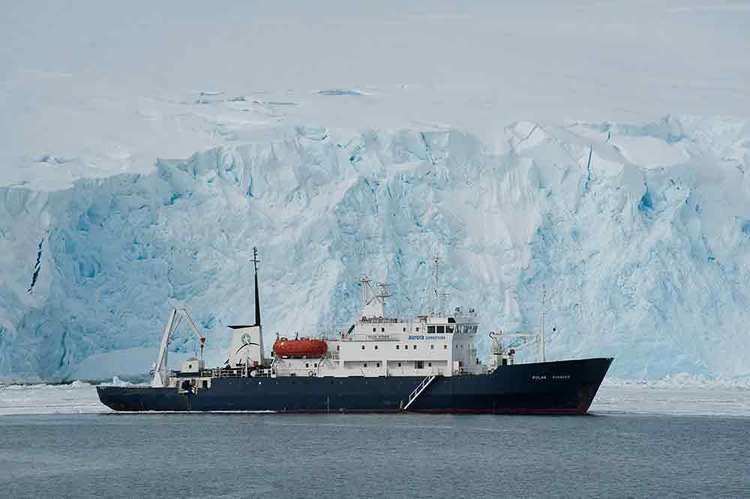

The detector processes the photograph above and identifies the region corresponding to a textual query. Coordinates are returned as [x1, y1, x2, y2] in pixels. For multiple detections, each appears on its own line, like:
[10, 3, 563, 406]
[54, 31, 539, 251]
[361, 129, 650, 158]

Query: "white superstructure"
[272, 276, 486, 378]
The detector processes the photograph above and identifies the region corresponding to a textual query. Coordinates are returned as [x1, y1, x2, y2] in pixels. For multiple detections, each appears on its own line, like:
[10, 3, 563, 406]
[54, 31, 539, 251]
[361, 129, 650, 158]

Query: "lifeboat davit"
[273, 337, 328, 358]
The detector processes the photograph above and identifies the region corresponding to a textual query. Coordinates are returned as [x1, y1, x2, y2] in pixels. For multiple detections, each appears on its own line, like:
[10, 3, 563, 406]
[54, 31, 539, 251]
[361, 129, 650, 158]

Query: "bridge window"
[437, 326, 445, 334]
[427, 325, 435, 334]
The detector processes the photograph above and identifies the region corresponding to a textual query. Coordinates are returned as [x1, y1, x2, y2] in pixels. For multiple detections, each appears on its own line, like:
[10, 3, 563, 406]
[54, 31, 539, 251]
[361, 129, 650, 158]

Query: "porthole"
[375, 345, 378, 350]
[364, 363, 367, 368]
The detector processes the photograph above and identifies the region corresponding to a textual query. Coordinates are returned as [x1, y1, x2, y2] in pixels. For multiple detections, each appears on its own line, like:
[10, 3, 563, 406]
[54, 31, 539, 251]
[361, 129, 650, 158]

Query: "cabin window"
[416, 361, 424, 369]
[314, 363, 318, 368]
[437, 326, 445, 334]
[398, 362, 402, 367]
[427, 325, 435, 334]
[376, 363, 381, 368]
[404, 345, 408, 350]
[396, 345, 400, 350]
[372, 327, 376, 332]
[403, 327, 406, 332]
[337, 345, 340, 351]
[430, 344, 434, 350]
[502, 358, 508, 366]
[364, 363, 367, 368]
[361, 345, 365, 350]
[374, 345, 378, 350]
[415, 327, 419, 332]
[428, 362, 432, 367]
[202, 380, 208, 389]
[305, 363, 309, 368]
[413, 345, 417, 350]
[381, 327, 385, 332]
[443, 345, 448, 350]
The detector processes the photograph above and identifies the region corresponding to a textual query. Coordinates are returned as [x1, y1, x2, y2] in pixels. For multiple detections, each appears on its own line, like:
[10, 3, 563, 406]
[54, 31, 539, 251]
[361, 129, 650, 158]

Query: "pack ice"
[0, 116, 749, 381]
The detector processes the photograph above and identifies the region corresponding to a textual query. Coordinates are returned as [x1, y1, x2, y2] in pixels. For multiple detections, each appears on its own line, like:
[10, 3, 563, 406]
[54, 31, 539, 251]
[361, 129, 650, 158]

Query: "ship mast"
[432, 254, 440, 315]
[539, 285, 546, 362]
[252, 246, 261, 327]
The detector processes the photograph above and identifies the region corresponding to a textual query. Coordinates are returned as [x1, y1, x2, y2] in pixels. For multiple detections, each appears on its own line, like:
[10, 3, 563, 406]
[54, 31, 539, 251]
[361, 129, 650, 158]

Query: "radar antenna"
[360, 276, 389, 318]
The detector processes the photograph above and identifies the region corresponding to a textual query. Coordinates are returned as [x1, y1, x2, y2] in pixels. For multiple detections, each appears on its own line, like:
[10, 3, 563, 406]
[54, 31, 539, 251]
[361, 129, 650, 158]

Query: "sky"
[1, 0, 749, 188]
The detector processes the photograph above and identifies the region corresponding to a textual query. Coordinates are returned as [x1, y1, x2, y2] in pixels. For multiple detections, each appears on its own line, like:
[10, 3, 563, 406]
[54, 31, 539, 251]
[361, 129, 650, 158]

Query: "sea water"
[0, 413, 747, 498]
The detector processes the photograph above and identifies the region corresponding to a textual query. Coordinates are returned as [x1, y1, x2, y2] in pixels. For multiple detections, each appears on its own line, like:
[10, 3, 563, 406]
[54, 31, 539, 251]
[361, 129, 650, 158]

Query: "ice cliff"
[1, 116, 749, 381]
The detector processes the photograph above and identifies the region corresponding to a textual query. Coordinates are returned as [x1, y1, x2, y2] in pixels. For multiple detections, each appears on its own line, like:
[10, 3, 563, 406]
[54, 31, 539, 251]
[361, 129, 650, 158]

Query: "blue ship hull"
[97, 358, 613, 415]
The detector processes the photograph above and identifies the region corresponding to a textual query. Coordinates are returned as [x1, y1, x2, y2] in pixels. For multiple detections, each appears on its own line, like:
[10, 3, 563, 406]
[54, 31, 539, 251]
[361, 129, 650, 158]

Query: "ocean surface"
[0, 412, 747, 498]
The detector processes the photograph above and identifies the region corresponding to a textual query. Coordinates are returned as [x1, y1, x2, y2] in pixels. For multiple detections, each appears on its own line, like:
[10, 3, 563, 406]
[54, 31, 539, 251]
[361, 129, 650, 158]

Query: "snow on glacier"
[0, 116, 749, 381]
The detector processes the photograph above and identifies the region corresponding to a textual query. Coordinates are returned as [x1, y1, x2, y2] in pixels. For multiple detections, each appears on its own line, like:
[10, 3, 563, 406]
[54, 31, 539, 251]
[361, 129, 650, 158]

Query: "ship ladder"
[403, 374, 438, 411]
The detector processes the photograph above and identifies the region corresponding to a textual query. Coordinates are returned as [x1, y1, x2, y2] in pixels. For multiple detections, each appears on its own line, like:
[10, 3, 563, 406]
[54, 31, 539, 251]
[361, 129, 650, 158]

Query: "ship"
[97, 249, 613, 414]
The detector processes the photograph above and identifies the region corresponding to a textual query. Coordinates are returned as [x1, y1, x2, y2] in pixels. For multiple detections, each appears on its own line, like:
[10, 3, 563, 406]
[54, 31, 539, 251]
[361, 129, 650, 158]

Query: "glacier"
[1, 115, 749, 382]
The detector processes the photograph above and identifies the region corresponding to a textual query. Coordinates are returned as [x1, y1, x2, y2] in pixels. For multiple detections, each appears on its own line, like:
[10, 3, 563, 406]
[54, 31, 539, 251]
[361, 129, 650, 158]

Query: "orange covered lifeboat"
[273, 337, 328, 358]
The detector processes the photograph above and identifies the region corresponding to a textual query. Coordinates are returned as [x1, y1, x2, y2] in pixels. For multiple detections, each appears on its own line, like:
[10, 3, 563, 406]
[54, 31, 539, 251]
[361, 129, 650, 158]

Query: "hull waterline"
[97, 357, 613, 415]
